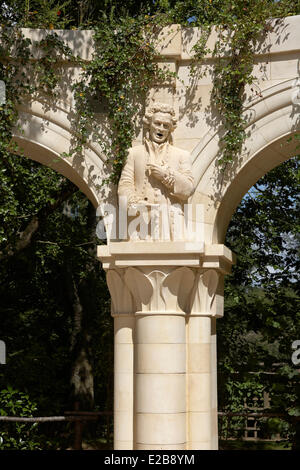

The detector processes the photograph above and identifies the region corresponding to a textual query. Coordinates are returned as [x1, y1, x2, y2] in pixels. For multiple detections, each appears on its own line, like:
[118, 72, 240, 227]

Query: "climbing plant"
[1, 0, 300, 176]
[71, 13, 175, 183]
[163, 0, 300, 165]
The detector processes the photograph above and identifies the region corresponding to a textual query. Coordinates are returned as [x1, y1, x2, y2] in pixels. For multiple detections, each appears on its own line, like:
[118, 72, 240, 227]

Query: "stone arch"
[190, 79, 300, 244]
[11, 102, 110, 208]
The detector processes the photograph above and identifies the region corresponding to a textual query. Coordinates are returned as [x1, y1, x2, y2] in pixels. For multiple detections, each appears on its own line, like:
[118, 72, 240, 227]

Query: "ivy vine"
[167, 0, 300, 166]
[0, 0, 300, 184]
[71, 13, 174, 184]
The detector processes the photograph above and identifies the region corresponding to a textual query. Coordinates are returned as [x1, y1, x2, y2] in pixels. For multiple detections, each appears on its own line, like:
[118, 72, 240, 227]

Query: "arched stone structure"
[6, 15, 300, 449]
[12, 103, 106, 207]
[192, 78, 300, 244]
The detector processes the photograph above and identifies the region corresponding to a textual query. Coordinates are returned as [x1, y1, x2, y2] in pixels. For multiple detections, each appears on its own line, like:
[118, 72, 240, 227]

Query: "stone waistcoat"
[118, 140, 194, 206]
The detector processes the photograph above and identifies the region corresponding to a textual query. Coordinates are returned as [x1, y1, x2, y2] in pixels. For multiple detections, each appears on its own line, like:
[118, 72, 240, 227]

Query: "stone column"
[113, 314, 135, 449]
[125, 266, 194, 450]
[211, 318, 219, 449]
[98, 242, 234, 450]
[134, 313, 186, 449]
[187, 269, 224, 450]
[187, 315, 212, 449]
[106, 269, 135, 450]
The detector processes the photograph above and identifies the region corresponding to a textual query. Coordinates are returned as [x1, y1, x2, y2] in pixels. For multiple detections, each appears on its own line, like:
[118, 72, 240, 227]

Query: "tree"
[218, 155, 300, 447]
[0, 154, 113, 423]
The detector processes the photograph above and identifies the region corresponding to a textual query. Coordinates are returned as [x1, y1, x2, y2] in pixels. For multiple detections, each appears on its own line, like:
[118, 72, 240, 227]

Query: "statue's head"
[143, 102, 177, 144]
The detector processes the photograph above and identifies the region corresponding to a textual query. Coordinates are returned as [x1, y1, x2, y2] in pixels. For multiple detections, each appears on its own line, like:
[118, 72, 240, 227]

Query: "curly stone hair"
[143, 102, 177, 131]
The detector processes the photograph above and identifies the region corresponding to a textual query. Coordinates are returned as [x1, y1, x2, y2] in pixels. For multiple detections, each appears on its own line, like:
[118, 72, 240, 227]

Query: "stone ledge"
[97, 242, 235, 273]
[14, 15, 300, 63]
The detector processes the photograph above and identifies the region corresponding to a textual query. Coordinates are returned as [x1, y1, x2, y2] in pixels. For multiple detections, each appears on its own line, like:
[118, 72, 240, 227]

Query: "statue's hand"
[147, 163, 175, 189]
[147, 163, 166, 181]
[128, 194, 138, 205]
[128, 196, 148, 210]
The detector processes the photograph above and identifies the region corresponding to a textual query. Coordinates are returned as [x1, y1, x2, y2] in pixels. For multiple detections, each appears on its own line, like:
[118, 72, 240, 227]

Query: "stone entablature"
[19, 16, 300, 61]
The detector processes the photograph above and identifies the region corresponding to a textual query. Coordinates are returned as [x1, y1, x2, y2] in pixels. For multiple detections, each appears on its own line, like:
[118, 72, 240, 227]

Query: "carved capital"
[124, 266, 195, 315]
[106, 269, 134, 315]
[99, 241, 231, 319]
[106, 265, 224, 318]
[190, 269, 224, 318]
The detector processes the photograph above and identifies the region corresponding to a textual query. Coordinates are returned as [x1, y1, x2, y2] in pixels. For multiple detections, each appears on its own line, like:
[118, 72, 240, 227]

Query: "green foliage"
[33, 32, 75, 96]
[226, 156, 299, 286]
[0, 27, 32, 160]
[219, 156, 300, 445]
[0, 0, 300, 449]
[169, 0, 300, 165]
[0, 154, 67, 250]
[0, 387, 41, 449]
[0, 3, 176, 185]
[219, 378, 265, 439]
[1, 0, 300, 177]
[0, 1, 71, 28]
[0, 156, 112, 417]
[71, 13, 173, 183]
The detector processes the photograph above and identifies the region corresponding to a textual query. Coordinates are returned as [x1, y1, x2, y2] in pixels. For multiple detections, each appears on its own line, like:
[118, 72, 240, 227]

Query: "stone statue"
[118, 102, 194, 240]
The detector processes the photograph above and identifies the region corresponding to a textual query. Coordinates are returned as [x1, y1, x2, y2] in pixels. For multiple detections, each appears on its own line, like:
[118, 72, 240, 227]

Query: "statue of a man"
[118, 102, 194, 240]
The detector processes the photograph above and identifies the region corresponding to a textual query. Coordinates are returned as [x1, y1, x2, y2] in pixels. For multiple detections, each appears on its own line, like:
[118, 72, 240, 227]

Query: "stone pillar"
[134, 313, 186, 449]
[98, 242, 234, 450]
[187, 316, 212, 449]
[106, 269, 135, 449]
[211, 318, 219, 449]
[186, 317, 218, 449]
[113, 314, 134, 449]
[186, 269, 224, 449]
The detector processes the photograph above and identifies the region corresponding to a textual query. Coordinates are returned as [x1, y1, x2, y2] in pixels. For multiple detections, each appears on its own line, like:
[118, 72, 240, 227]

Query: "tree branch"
[0, 181, 78, 260]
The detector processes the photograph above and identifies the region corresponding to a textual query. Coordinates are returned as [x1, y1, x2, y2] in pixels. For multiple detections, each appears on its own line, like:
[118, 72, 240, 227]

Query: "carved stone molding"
[124, 266, 196, 314]
[107, 265, 222, 317]
[162, 267, 195, 313]
[124, 267, 154, 312]
[190, 269, 222, 317]
[106, 269, 134, 315]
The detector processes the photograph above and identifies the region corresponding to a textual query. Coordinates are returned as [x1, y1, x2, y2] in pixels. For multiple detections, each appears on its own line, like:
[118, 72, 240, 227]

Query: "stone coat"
[118, 140, 194, 206]
[117, 140, 194, 241]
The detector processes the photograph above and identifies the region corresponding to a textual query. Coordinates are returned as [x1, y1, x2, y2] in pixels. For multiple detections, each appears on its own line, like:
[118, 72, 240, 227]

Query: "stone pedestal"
[98, 242, 234, 450]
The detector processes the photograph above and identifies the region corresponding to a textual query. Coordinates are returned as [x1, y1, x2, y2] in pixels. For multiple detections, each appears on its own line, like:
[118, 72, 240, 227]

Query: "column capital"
[98, 242, 235, 318]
